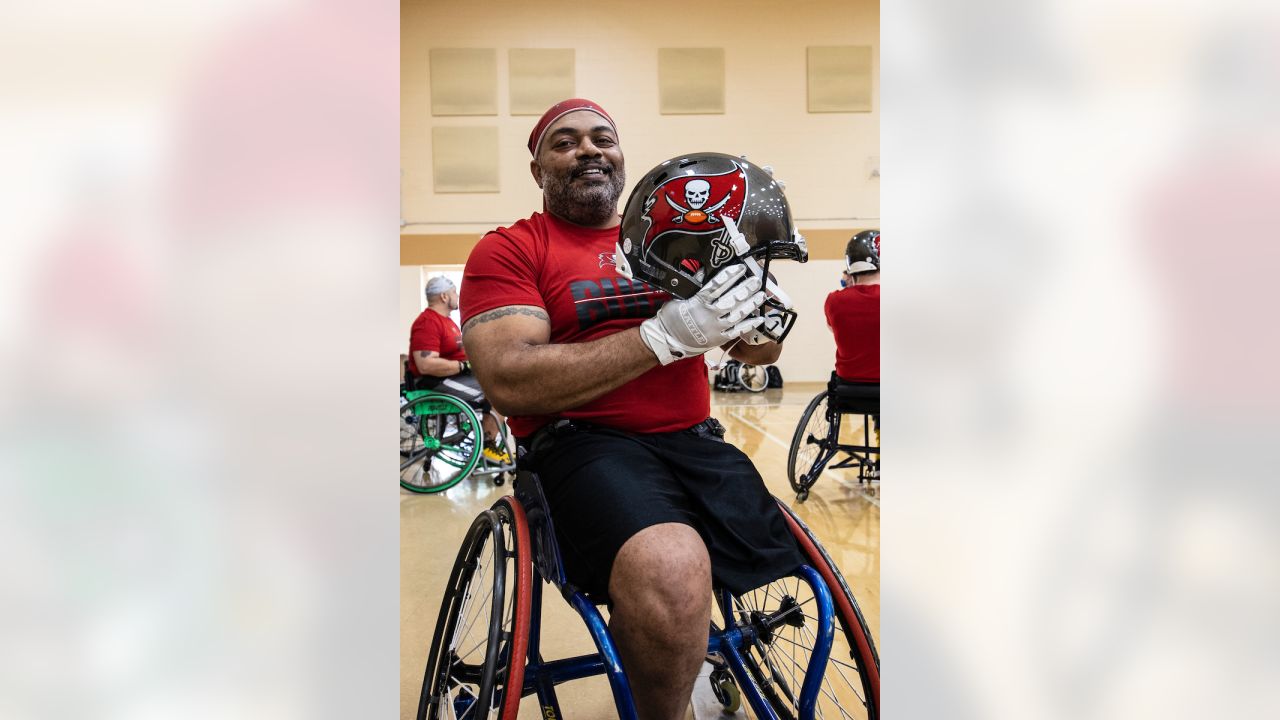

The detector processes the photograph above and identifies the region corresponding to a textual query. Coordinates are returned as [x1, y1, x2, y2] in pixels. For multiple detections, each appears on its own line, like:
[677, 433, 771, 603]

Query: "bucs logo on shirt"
[638, 169, 747, 268]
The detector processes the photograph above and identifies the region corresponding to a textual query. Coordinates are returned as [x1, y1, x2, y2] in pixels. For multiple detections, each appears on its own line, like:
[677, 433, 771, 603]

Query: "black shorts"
[519, 421, 804, 598]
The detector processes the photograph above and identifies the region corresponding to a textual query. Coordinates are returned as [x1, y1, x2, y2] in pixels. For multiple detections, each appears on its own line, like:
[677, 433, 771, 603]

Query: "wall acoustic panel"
[431, 126, 499, 193]
[658, 48, 725, 115]
[509, 49, 575, 115]
[429, 48, 497, 116]
[807, 46, 873, 113]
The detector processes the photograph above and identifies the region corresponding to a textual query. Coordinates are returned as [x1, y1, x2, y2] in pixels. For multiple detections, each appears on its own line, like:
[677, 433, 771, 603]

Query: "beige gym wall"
[401, 0, 878, 380]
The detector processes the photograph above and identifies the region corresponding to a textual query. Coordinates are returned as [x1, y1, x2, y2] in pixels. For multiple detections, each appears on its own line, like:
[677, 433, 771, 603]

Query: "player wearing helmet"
[826, 230, 880, 383]
[459, 99, 806, 720]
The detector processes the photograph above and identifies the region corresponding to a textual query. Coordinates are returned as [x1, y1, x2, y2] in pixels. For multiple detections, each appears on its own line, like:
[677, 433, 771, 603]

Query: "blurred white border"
[885, 0, 1280, 717]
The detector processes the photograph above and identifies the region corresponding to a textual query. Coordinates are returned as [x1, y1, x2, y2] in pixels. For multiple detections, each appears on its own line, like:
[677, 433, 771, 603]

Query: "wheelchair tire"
[737, 363, 769, 393]
[787, 392, 833, 498]
[776, 500, 880, 718]
[401, 394, 483, 494]
[419, 496, 532, 720]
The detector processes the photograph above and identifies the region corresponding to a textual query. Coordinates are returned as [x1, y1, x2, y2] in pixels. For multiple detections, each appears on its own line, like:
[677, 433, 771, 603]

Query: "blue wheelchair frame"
[513, 473, 838, 719]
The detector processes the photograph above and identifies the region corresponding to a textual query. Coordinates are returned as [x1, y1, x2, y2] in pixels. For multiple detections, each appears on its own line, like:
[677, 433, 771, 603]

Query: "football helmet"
[615, 152, 808, 343]
[845, 230, 880, 276]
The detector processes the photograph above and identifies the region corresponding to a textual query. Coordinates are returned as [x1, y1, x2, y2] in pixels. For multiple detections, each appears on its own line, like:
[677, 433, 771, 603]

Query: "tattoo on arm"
[462, 306, 549, 333]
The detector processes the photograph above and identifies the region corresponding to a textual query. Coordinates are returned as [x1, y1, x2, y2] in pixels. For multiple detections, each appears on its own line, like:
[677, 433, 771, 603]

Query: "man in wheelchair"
[407, 275, 510, 464]
[457, 100, 811, 720]
[825, 230, 880, 468]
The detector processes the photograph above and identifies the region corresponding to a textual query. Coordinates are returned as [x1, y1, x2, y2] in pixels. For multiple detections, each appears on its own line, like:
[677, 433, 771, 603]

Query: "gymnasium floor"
[400, 381, 880, 718]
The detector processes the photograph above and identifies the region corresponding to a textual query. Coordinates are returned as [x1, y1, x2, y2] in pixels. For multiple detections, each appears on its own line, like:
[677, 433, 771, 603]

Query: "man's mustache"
[571, 162, 613, 178]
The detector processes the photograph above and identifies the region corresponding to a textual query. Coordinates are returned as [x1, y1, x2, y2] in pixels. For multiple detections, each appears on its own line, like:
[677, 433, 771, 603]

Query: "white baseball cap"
[425, 276, 456, 297]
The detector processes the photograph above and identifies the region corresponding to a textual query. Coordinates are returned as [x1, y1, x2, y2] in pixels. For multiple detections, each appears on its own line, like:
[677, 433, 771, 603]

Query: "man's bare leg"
[608, 523, 712, 720]
[481, 412, 499, 445]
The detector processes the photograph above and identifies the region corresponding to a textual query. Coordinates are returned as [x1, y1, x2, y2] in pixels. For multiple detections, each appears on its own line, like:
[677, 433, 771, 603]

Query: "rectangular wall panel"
[431, 126, 499, 192]
[429, 48, 498, 116]
[509, 48, 575, 115]
[807, 45, 873, 113]
[658, 48, 725, 115]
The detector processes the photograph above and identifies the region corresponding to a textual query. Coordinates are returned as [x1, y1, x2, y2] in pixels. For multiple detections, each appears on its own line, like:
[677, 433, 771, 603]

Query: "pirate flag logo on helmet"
[638, 168, 747, 269]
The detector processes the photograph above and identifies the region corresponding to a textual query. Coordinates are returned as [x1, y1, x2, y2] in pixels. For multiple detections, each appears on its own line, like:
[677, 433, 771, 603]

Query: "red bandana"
[527, 98, 617, 156]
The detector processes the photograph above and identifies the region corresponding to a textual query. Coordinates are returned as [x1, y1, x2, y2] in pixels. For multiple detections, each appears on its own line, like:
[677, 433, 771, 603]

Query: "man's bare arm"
[462, 305, 660, 416]
[413, 350, 464, 377]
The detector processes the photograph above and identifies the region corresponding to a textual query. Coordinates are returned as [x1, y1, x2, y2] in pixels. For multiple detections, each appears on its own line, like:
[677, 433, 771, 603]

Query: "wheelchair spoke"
[796, 621, 867, 709]
[455, 633, 489, 666]
[763, 640, 801, 705]
[455, 580, 494, 654]
[781, 626, 804, 705]
[452, 553, 493, 649]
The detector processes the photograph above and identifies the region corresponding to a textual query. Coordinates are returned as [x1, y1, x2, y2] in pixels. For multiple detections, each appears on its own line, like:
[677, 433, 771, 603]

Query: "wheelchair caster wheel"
[796, 489, 809, 502]
[709, 669, 741, 713]
[493, 473, 506, 486]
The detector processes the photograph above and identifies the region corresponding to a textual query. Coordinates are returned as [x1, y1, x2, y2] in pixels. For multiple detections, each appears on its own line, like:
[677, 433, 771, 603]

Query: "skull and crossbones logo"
[666, 179, 732, 225]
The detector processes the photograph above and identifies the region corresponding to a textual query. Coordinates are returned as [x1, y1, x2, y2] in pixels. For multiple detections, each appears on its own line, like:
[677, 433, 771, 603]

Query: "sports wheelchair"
[400, 384, 517, 494]
[787, 375, 880, 502]
[416, 471, 879, 719]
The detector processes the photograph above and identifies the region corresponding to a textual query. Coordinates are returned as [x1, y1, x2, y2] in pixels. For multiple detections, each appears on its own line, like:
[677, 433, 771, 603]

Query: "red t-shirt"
[825, 284, 880, 382]
[461, 212, 709, 436]
[407, 308, 466, 377]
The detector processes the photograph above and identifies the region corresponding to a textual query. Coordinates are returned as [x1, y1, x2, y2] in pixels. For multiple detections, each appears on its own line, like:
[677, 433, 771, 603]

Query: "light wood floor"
[401, 381, 880, 719]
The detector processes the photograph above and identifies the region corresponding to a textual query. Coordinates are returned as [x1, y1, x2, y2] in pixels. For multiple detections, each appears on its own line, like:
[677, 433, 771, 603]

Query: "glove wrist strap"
[639, 317, 684, 366]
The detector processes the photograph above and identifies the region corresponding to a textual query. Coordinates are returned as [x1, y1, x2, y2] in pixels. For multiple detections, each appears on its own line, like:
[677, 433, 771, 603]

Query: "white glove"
[639, 264, 766, 365]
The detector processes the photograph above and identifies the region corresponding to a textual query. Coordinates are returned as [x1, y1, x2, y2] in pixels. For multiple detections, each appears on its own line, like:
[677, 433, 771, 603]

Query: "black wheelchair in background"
[788, 374, 880, 502]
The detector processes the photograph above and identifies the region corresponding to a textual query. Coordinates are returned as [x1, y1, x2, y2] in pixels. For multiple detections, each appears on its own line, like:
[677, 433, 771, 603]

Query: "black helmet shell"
[845, 230, 880, 275]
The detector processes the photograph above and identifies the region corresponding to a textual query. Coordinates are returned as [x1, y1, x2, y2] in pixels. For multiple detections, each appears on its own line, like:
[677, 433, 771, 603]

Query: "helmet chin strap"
[721, 216, 793, 311]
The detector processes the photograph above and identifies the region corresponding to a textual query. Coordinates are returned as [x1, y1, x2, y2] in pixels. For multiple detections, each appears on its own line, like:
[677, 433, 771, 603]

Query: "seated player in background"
[407, 275, 509, 463]
[826, 230, 880, 384]
[826, 230, 880, 467]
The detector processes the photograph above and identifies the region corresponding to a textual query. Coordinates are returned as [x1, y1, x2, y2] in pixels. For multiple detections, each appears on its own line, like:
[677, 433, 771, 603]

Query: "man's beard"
[542, 162, 626, 226]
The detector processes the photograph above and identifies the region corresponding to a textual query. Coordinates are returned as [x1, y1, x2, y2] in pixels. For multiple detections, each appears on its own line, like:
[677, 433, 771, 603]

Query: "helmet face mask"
[615, 152, 808, 342]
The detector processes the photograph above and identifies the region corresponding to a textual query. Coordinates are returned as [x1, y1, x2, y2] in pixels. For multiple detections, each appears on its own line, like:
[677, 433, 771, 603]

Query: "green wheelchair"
[400, 385, 517, 494]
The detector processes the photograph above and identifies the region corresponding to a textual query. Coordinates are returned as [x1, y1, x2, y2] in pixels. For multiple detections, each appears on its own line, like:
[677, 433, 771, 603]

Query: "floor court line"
[724, 408, 880, 508]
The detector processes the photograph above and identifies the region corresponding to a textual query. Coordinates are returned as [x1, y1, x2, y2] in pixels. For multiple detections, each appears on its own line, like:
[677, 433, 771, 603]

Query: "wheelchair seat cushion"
[829, 373, 880, 414]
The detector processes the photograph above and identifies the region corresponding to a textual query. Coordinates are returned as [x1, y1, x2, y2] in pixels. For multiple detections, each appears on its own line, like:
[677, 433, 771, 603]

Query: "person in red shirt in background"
[826, 230, 880, 473]
[825, 230, 880, 383]
[407, 275, 509, 463]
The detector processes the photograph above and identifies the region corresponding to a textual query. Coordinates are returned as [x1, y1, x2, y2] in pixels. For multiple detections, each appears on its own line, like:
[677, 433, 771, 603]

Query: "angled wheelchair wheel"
[737, 363, 770, 393]
[401, 393, 483, 494]
[787, 392, 834, 499]
[419, 497, 532, 720]
[771, 500, 879, 719]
